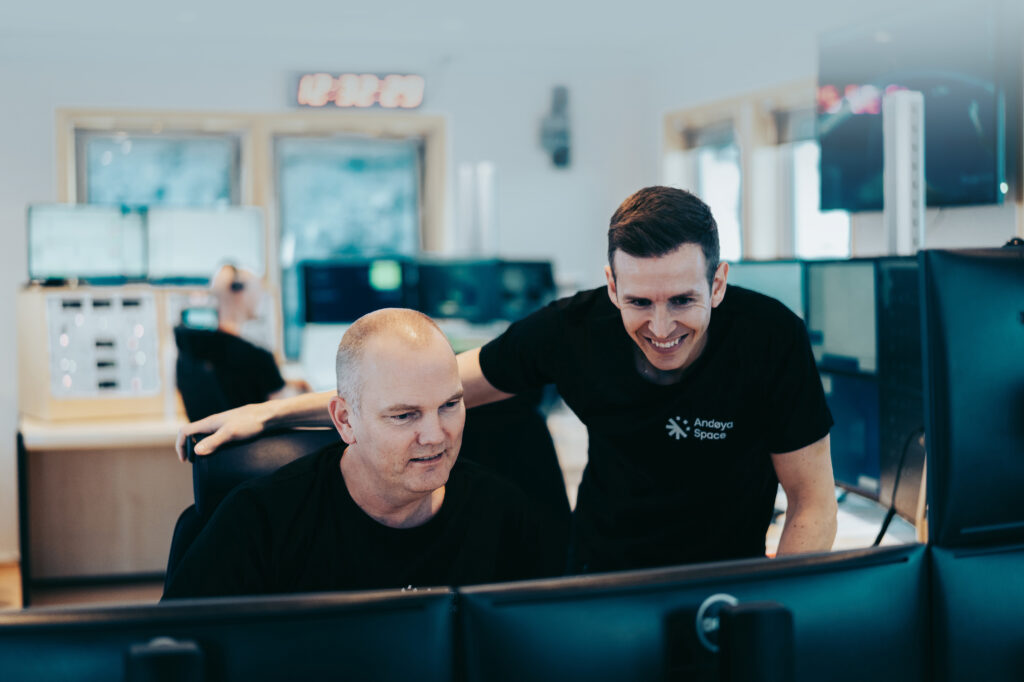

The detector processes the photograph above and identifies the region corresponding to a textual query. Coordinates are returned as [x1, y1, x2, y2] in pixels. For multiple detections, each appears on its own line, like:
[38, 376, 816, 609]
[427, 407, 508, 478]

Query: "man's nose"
[417, 412, 446, 445]
[650, 305, 674, 338]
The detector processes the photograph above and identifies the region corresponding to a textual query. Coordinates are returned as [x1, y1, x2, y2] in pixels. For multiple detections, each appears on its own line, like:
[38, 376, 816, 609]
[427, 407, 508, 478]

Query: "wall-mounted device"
[18, 286, 166, 420]
[540, 86, 571, 168]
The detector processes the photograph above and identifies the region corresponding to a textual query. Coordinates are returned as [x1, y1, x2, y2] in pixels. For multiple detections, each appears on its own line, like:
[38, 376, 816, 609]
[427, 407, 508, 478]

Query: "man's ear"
[604, 264, 621, 310]
[710, 261, 729, 308]
[329, 395, 357, 445]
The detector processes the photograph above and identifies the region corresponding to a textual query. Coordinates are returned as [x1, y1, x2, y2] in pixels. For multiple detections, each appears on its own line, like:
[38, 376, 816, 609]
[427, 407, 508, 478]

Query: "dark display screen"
[817, 4, 1019, 211]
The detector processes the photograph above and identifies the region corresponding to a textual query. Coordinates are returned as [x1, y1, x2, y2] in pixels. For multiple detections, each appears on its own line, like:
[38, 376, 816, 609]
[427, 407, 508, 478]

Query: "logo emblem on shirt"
[666, 417, 691, 440]
[666, 416, 735, 441]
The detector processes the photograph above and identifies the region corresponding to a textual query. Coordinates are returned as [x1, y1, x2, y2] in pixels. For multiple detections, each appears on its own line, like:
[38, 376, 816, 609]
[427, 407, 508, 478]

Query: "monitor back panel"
[0, 590, 455, 682]
[460, 545, 929, 682]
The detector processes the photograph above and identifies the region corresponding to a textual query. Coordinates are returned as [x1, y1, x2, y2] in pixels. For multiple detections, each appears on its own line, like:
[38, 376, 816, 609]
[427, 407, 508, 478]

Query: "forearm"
[263, 390, 335, 428]
[775, 498, 838, 557]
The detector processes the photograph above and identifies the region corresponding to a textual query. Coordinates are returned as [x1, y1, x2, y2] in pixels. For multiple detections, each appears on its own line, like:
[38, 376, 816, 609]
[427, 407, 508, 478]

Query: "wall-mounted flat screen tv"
[817, 2, 1021, 212]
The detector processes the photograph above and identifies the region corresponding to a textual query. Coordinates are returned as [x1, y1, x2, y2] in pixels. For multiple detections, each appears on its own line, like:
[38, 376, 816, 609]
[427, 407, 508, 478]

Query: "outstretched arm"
[176, 346, 516, 460]
[175, 390, 334, 461]
[772, 434, 838, 556]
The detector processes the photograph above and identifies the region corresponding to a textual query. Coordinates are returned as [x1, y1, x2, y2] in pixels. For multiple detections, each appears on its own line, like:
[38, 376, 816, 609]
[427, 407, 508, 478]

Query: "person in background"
[174, 264, 310, 420]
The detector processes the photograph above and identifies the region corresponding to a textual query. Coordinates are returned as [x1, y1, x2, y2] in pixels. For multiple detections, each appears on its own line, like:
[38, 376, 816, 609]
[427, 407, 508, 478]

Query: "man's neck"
[338, 449, 445, 529]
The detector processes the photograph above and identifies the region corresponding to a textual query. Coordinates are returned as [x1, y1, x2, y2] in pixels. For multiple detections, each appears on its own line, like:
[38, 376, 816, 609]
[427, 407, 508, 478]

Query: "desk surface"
[19, 415, 185, 451]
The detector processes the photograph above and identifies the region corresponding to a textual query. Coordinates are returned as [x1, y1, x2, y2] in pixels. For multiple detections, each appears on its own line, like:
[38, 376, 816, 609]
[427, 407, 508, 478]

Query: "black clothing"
[163, 444, 565, 599]
[174, 327, 285, 421]
[479, 285, 833, 572]
[462, 390, 571, 520]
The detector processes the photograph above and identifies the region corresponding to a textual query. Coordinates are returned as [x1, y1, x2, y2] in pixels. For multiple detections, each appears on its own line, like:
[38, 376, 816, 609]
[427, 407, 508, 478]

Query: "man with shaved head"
[163, 308, 563, 599]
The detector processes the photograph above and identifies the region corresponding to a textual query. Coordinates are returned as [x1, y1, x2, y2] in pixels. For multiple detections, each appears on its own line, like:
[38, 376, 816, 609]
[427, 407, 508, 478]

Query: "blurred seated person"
[163, 308, 565, 599]
[174, 264, 310, 421]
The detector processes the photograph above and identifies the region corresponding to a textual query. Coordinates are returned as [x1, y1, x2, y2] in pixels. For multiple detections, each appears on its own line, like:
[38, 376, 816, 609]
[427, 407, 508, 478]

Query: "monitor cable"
[873, 427, 924, 546]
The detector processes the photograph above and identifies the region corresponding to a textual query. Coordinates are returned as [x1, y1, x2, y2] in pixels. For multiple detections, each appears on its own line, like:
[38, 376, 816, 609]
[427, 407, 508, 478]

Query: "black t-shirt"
[163, 444, 565, 599]
[175, 327, 285, 420]
[478, 285, 833, 572]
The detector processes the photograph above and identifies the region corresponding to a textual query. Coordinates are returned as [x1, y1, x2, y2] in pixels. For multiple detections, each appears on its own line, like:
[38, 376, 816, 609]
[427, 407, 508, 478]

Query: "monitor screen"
[147, 207, 264, 281]
[0, 589, 455, 681]
[805, 261, 876, 373]
[498, 260, 556, 322]
[417, 260, 501, 322]
[302, 259, 416, 323]
[27, 204, 146, 281]
[460, 545, 927, 682]
[726, 261, 804, 320]
[875, 258, 925, 522]
[921, 247, 1024, 548]
[817, 3, 1020, 211]
[822, 371, 880, 497]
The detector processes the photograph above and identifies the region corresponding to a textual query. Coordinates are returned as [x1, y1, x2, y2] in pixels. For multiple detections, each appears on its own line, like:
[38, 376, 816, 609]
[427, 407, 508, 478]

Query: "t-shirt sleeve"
[162, 487, 274, 600]
[478, 302, 565, 395]
[763, 313, 834, 454]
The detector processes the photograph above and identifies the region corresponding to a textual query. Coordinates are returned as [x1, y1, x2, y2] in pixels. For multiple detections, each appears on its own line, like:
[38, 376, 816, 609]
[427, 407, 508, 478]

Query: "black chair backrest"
[174, 326, 235, 422]
[187, 427, 340, 519]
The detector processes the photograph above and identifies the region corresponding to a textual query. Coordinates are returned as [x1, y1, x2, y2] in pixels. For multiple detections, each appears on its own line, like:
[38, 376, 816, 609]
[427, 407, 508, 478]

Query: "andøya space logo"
[665, 416, 734, 441]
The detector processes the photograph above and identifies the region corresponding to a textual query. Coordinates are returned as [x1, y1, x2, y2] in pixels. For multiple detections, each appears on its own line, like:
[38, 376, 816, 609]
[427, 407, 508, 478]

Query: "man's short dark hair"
[607, 186, 720, 285]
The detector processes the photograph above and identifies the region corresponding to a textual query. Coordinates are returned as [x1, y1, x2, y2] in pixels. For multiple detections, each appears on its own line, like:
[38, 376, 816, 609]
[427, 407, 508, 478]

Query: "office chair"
[173, 326, 237, 422]
[165, 427, 340, 589]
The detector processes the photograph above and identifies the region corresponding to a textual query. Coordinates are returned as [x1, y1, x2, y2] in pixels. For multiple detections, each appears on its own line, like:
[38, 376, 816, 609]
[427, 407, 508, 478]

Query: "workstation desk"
[17, 416, 192, 605]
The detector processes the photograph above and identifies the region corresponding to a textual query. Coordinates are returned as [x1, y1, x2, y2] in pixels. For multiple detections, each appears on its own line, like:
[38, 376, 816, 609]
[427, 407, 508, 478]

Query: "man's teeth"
[412, 453, 442, 462]
[650, 337, 682, 349]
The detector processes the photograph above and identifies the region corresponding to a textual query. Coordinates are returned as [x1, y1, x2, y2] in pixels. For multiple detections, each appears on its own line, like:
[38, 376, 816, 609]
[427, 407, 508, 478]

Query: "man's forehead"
[613, 249, 710, 295]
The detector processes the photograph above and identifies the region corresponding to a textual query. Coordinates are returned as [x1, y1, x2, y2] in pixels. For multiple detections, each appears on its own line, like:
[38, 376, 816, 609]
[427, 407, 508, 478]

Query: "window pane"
[80, 133, 239, 207]
[697, 144, 742, 262]
[276, 135, 422, 357]
[793, 141, 850, 259]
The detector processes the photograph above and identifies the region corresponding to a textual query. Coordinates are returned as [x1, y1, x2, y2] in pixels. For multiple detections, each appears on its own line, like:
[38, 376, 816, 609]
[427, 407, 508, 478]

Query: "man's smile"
[646, 335, 686, 351]
[410, 451, 445, 463]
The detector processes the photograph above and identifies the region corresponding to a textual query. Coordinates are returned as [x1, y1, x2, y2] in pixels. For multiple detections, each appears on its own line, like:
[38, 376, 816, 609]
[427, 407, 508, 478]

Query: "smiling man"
[460, 186, 838, 571]
[178, 186, 837, 575]
[163, 308, 563, 599]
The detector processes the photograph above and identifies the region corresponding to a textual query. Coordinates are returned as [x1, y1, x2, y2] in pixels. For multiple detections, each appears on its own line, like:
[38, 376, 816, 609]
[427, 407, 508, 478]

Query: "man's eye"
[630, 300, 651, 308]
[391, 413, 414, 421]
[671, 297, 695, 306]
[442, 400, 461, 410]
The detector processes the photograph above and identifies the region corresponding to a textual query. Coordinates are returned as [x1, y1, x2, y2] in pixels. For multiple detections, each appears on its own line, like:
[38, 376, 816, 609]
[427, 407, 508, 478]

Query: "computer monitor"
[920, 247, 1024, 548]
[27, 204, 146, 282]
[821, 371, 880, 498]
[302, 259, 416, 323]
[459, 544, 928, 682]
[805, 260, 877, 373]
[725, 260, 805, 320]
[875, 257, 925, 522]
[0, 589, 455, 681]
[930, 544, 1024, 682]
[417, 259, 501, 323]
[806, 259, 880, 497]
[147, 207, 265, 282]
[498, 260, 556, 322]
